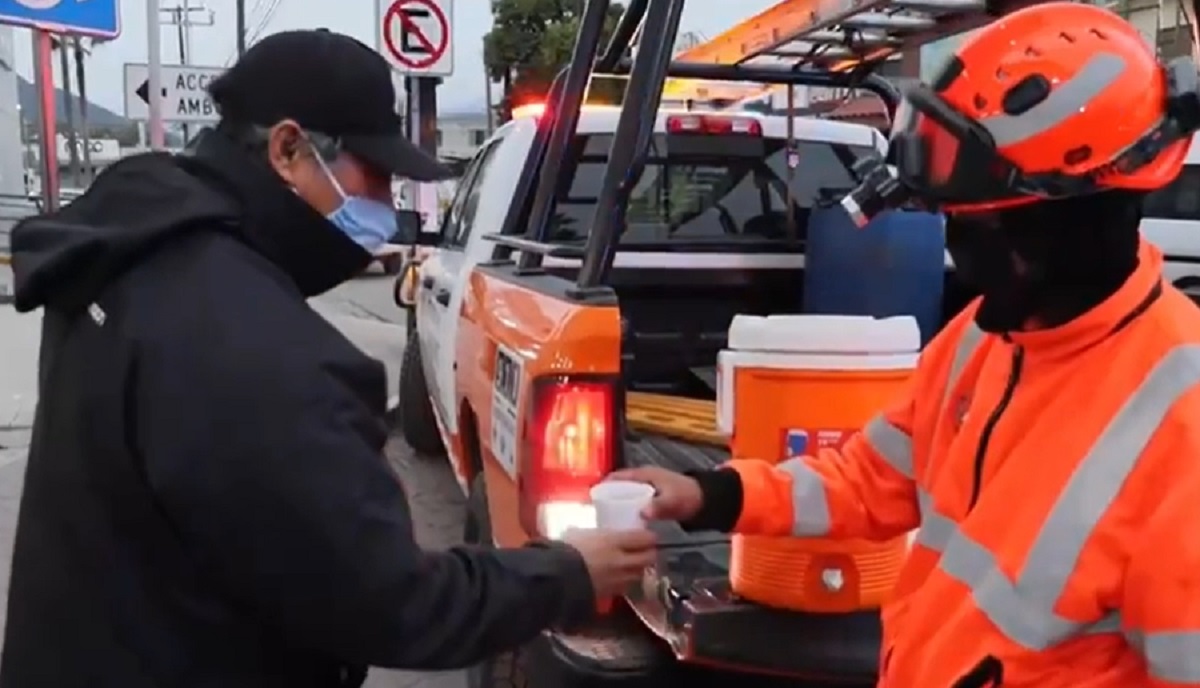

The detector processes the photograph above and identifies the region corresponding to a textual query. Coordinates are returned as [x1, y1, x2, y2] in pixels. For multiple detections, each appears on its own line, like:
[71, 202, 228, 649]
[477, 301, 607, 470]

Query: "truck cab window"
[443, 139, 504, 249]
[549, 134, 871, 246]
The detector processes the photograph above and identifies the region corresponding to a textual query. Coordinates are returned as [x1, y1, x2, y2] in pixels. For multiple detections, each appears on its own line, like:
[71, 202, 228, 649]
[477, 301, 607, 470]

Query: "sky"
[8, 0, 783, 116]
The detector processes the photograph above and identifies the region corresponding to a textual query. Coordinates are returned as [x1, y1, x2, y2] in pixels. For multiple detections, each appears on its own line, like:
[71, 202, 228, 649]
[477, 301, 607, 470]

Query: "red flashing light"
[513, 103, 548, 119]
[666, 114, 763, 136]
[518, 378, 616, 538]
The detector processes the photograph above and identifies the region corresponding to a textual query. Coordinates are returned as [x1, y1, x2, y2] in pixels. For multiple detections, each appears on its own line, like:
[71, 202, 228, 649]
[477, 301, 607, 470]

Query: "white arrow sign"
[123, 63, 223, 124]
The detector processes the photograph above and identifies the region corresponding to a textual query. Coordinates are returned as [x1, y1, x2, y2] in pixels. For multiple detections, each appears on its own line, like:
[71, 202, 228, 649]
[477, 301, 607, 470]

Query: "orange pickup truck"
[389, 1, 977, 686]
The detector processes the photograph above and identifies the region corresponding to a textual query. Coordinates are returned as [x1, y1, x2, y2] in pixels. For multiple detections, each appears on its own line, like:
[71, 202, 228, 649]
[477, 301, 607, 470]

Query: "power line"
[224, 0, 265, 65]
[246, 0, 282, 46]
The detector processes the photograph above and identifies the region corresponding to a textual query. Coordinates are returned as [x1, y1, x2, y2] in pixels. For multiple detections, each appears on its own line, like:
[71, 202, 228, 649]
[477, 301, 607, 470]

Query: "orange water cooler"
[714, 314, 919, 613]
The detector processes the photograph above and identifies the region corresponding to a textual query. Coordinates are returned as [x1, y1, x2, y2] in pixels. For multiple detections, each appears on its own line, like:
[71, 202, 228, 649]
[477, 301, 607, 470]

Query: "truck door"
[416, 137, 507, 432]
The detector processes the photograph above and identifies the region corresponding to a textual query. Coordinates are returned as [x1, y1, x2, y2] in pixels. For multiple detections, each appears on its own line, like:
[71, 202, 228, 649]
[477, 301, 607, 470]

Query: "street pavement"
[0, 270, 468, 688]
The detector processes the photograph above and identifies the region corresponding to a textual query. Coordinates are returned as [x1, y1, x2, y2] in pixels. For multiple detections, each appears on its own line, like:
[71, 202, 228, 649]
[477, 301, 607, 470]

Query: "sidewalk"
[0, 306, 39, 642]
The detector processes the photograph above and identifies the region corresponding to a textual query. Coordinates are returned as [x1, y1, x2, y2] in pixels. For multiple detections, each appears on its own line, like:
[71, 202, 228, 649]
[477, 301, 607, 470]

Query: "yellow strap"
[626, 392, 725, 446]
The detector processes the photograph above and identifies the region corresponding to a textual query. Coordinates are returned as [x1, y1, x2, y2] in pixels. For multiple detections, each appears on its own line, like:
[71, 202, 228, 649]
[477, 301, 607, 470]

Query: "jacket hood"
[10, 153, 238, 313]
[11, 130, 371, 314]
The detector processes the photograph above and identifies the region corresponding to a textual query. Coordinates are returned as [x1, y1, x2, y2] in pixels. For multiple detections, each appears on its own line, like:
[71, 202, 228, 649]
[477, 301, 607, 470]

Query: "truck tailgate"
[621, 430, 881, 682]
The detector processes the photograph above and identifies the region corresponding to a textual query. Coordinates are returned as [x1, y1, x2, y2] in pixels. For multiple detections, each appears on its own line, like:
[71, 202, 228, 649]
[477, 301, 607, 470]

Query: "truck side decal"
[490, 345, 522, 476]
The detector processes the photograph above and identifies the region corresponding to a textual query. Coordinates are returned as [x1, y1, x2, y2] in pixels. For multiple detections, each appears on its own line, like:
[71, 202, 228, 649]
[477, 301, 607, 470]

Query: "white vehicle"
[395, 103, 893, 451]
[1140, 137, 1200, 302]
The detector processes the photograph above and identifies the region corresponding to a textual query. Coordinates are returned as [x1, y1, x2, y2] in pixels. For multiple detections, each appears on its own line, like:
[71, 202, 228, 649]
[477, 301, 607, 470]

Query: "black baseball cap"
[207, 29, 452, 181]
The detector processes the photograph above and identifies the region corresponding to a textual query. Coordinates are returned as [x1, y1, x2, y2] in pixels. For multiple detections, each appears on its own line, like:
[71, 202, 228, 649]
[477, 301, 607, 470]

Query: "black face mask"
[946, 191, 1143, 333]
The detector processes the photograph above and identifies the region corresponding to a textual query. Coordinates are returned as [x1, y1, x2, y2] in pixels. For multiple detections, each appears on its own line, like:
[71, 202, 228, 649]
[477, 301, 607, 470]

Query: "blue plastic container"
[803, 206, 946, 344]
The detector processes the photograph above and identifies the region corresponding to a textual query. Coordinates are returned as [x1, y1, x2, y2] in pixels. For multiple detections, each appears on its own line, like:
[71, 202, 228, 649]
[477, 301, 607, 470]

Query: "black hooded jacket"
[0, 131, 593, 688]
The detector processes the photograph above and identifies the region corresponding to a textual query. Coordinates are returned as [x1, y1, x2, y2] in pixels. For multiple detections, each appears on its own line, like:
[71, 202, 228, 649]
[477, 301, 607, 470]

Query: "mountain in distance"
[17, 75, 130, 128]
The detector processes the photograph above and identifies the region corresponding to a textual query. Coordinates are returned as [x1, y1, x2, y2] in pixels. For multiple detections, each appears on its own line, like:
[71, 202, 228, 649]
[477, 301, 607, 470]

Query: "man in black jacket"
[1, 30, 656, 687]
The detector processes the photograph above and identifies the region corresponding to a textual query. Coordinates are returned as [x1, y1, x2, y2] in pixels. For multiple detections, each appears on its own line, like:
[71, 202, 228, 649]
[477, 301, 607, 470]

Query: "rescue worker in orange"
[611, 4, 1200, 686]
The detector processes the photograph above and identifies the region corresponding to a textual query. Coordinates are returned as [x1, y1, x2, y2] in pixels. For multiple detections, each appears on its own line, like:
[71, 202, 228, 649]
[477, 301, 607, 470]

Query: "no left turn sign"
[377, 0, 454, 77]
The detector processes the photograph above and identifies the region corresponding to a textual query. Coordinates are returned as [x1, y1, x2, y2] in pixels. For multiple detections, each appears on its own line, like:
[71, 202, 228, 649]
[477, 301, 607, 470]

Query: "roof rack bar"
[802, 30, 903, 47]
[597, 0, 649, 72]
[576, 0, 686, 290]
[892, 0, 987, 11]
[840, 13, 938, 31]
[482, 234, 586, 259]
[606, 59, 902, 112]
[671, 0, 1008, 74]
[516, 0, 614, 269]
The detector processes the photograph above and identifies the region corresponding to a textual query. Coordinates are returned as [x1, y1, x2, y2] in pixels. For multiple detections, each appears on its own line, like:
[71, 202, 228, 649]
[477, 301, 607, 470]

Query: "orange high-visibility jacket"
[731, 241, 1200, 687]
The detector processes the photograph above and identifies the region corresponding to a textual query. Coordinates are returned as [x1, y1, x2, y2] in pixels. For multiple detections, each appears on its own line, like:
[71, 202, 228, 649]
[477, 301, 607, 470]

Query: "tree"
[483, 0, 626, 122]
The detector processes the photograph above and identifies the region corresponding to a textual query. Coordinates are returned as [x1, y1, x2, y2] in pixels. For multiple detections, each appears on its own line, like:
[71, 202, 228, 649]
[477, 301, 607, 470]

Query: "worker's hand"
[561, 528, 658, 599]
[605, 467, 704, 522]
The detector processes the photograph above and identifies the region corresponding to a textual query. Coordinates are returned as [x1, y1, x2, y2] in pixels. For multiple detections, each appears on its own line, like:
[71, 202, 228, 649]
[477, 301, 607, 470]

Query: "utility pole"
[72, 37, 93, 185]
[482, 37, 494, 135]
[147, 0, 164, 150]
[55, 37, 82, 188]
[160, 2, 214, 143]
[236, 0, 246, 56]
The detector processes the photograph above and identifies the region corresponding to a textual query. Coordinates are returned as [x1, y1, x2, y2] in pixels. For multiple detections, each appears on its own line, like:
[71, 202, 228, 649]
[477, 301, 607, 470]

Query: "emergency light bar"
[666, 114, 763, 135]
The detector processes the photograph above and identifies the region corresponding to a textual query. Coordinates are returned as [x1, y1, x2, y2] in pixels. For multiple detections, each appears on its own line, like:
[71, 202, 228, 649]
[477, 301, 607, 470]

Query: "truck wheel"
[382, 255, 404, 276]
[465, 474, 533, 688]
[396, 330, 446, 456]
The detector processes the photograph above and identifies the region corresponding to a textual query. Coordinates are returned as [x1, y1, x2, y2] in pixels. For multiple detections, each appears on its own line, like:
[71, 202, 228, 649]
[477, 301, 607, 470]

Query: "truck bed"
[620, 428, 881, 683]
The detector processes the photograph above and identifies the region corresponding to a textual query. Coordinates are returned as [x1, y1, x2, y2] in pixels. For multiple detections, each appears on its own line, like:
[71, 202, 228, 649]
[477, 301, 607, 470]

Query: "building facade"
[0, 27, 25, 198]
[436, 112, 490, 161]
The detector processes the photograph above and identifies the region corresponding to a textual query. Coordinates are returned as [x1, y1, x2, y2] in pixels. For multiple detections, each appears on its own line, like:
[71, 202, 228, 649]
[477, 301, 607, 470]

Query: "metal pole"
[405, 77, 419, 211]
[236, 0, 246, 56]
[177, 6, 189, 142]
[577, 0, 684, 288]
[416, 77, 438, 156]
[482, 38, 494, 135]
[73, 38, 93, 185]
[57, 37, 81, 188]
[785, 85, 796, 240]
[147, 0, 165, 149]
[33, 30, 60, 213]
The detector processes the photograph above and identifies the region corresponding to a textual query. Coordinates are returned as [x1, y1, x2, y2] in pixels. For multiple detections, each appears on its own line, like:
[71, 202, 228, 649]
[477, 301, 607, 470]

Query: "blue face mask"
[312, 153, 397, 253]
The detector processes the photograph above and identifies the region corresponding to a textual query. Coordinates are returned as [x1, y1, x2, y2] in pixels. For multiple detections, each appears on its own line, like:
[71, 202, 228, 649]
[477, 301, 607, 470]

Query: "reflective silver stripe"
[916, 491, 1121, 647]
[914, 488, 954, 551]
[915, 345, 1200, 651]
[865, 415, 913, 479]
[980, 52, 1125, 147]
[1130, 631, 1200, 683]
[1017, 346, 1200, 611]
[776, 458, 831, 536]
[941, 322, 984, 411]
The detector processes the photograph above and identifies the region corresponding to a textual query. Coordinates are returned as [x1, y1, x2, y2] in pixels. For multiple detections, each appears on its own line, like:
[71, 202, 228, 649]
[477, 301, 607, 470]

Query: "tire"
[464, 474, 533, 688]
[382, 255, 404, 275]
[395, 329, 446, 456]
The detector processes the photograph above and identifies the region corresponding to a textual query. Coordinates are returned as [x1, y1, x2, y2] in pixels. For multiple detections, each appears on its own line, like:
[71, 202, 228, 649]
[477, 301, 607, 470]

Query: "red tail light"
[666, 114, 763, 136]
[518, 378, 616, 539]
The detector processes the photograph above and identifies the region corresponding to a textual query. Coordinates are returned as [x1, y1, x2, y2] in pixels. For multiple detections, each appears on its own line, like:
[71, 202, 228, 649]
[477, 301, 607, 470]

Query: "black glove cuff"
[679, 468, 743, 533]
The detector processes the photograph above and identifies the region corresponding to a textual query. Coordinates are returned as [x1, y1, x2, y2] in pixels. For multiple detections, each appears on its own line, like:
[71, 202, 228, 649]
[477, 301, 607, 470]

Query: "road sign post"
[124, 63, 223, 124]
[146, 0, 163, 149]
[1, 0, 121, 209]
[377, 0, 452, 77]
[31, 29, 57, 212]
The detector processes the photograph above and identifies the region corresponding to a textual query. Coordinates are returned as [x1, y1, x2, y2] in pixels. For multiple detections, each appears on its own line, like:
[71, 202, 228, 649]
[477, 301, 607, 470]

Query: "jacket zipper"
[967, 344, 1024, 511]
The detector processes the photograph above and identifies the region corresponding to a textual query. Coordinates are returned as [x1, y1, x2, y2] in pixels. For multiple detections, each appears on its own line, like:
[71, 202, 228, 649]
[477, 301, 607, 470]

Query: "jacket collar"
[177, 129, 371, 297]
[1007, 239, 1163, 357]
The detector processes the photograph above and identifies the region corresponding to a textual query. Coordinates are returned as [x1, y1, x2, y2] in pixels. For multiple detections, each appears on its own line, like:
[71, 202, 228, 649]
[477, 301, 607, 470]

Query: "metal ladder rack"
[673, 0, 1020, 71]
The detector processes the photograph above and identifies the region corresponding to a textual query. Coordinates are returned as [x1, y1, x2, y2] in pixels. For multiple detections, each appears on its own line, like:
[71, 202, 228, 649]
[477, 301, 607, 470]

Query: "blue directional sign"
[0, 0, 121, 39]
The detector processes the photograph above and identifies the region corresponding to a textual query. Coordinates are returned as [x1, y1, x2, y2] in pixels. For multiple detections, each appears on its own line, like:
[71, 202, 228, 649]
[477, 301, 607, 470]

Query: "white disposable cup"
[589, 481, 655, 531]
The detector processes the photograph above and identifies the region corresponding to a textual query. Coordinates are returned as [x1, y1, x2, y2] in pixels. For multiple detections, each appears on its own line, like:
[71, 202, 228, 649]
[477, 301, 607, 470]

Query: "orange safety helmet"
[889, 1, 1200, 213]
